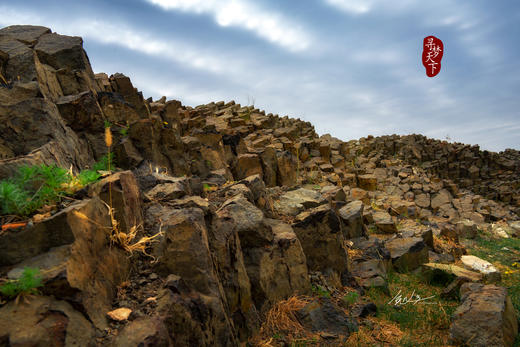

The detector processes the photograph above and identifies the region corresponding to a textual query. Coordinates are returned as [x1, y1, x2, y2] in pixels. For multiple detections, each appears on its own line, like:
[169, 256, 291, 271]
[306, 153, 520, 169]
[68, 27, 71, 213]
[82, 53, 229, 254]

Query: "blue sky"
[1, 1, 519, 151]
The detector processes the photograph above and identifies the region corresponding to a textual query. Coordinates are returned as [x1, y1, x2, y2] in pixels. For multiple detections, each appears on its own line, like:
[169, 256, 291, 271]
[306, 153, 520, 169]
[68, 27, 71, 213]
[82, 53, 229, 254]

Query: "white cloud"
[0, 6, 254, 79]
[324, 0, 373, 14]
[145, 0, 311, 52]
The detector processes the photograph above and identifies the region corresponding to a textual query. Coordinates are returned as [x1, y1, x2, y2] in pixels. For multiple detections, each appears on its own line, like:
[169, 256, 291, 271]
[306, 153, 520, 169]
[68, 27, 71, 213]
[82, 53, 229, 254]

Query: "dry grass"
[261, 295, 310, 336]
[346, 317, 403, 346]
[73, 201, 162, 258]
[251, 295, 319, 346]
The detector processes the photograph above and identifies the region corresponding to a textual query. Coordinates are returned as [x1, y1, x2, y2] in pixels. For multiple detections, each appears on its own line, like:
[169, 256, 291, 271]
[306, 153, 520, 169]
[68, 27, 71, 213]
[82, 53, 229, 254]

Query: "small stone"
[107, 308, 132, 321]
[460, 255, 501, 283]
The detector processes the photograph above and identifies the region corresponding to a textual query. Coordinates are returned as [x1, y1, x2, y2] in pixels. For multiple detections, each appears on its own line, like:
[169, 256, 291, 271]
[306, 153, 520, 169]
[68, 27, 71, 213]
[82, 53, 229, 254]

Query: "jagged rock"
[274, 187, 324, 216]
[461, 255, 501, 283]
[338, 200, 365, 238]
[296, 298, 358, 336]
[292, 204, 348, 287]
[114, 316, 172, 347]
[428, 251, 455, 264]
[385, 237, 428, 272]
[2, 197, 130, 330]
[400, 227, 433, 248]
[350, 258, 389, 292]
[357, 174, 377, 191]
[0, 98, 92, 179]
[431, 189, 452, 210]
[450, 283, 518, 346]
[372, 211, 397, 233]
[155, 287, 238, 346]
[350, 188, 370, 204]
[276, 151, 297, 186]
[421, 263, 483, 284]
[217, 194, 310, 312]
[321, 185, 346, 202]
[456, 219, 478, 239]
[0, 204, 76, 266]
[259, 146, 278, 187]
[209, 201, 261, 339]
[153, 207, 222, 294]
[0, 295, 96, 346]
[145, 181, 188, 201]
[88, 170, 144, 235]
[235, 153, 263, 180]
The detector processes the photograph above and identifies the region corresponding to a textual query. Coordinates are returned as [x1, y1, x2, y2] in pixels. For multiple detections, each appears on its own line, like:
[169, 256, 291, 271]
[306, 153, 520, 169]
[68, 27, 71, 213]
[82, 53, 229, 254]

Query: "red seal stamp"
[422, 36, 443, 77]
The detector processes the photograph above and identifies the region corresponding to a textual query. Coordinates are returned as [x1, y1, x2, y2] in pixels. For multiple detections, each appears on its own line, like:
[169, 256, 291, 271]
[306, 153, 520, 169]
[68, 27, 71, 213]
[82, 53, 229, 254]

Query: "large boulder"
[292, 204, 348, 287]
[150, 207, 239, 343]
[0, 98, 92, 179]
[372, 211, 397, 233]
[357, 174, 377, 191]
[2, 197, 131, 330]
[339, 200, 365, 238]
[0, 296, 96, 346]
[217, 194, 310, 312]
[460, 255, 501, 283]
[296, 298, 358, 337]
[274, 188, 325, 216]
[235, 153, 263, 180]
[450, 283, 518, 346]
[208, 211, 260, 340]
[385, 237, 429, 272]
[114, 316, 172, 347]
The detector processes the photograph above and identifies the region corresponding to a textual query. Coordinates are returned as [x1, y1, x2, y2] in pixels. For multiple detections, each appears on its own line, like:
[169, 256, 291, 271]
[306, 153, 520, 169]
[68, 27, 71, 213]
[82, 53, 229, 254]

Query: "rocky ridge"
[0, 25, 519, 346]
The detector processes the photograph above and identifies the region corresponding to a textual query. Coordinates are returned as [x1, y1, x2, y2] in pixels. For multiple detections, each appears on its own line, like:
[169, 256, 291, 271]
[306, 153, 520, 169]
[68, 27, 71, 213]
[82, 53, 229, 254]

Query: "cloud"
[0, 6, 254, 79]
[323, 0, 373, 14]
[145, 0, 311, 52]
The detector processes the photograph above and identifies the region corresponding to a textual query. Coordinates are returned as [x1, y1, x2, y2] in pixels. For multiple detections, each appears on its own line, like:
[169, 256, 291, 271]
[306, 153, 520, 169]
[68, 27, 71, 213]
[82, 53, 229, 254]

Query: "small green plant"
[119, 127, 128, 136]
[0, 180, 29, 215]
[0, 154, 115, 216]
[311, 284, 330, 299]
[342, 291, 359, 305]
[0, 267, 43, 299]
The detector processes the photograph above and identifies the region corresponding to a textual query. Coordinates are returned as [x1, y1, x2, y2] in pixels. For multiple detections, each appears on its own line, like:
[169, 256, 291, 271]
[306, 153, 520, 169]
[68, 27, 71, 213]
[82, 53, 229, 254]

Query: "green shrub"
[78, 169, 101, 186]
[342, 291, 359, 305]
[0, 267, 43, 298]
[311, 284, 330, 298]
[0, 154, 115, 216]
[0, 180, 29, 215]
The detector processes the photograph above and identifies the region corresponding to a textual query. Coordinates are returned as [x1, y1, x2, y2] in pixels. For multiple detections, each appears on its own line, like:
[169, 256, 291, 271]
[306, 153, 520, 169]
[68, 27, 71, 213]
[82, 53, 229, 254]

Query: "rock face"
[346, 134, 520, 210]
[385, 237, 429, 272]
[296, 298, 358, 336]
[1, 25, 519, 347]
[0, 296, 96, 346]
[292, 204, 348, 287]
[274, 188, 324, 216]
[1, 197, 131, 329]
[450, 283, 518, 346]
[339, 200, 365, 238]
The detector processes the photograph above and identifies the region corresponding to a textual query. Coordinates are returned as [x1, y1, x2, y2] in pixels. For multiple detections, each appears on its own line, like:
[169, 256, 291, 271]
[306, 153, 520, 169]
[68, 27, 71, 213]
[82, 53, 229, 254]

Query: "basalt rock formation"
[0, 25, 519, 346]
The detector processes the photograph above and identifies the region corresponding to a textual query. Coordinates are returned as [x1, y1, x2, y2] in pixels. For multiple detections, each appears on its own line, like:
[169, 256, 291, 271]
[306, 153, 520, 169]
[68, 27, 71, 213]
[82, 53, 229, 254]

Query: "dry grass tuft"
[261, 295, 310, 337]
[103, 201, 162, 258]
[73, 202, 162, 258]
[347, 317, 403, 346]
[249, 295, 318, 346]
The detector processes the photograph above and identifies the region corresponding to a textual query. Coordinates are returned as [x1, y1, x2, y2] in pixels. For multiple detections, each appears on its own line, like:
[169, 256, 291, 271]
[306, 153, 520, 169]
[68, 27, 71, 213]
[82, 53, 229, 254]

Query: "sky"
[1, 1, 519, 152]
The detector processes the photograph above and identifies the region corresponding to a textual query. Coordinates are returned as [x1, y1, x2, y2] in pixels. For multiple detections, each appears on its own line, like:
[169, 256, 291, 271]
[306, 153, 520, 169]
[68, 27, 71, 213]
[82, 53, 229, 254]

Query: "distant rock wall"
[343, 135, 520, 207]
